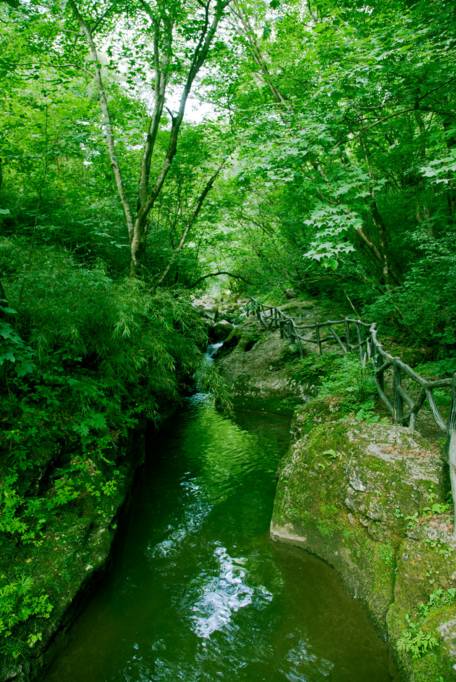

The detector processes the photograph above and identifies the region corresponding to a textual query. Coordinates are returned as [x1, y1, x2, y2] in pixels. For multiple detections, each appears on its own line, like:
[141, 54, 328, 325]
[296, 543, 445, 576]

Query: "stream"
[44, 347, 397, 682]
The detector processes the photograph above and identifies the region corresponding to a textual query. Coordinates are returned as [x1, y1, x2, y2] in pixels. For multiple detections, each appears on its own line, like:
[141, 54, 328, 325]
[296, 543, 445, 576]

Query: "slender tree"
[69, 0, 231, 276]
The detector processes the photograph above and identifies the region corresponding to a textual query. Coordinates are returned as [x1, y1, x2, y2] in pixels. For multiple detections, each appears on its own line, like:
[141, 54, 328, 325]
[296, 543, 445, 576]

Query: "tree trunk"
[130, 215, 148, 276]
[69, 0, 134, 241]
[156, 164, 224, 286]
[0, 279, 8, 316]
[370, 200, 395, 285]
[71, 0, 230, 278]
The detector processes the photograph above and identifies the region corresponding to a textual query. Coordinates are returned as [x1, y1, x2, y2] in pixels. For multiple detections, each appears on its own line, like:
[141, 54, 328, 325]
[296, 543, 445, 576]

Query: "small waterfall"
[192, 341, 224, 403]
[205, 341, 224, 362]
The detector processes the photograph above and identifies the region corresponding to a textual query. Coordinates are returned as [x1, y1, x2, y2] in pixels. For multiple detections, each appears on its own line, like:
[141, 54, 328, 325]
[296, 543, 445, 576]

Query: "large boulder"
[209, 319, 234, 342]
[218, 321, 306, 414]
[217, 300, 324, 413]
[271, 399, 456, 681]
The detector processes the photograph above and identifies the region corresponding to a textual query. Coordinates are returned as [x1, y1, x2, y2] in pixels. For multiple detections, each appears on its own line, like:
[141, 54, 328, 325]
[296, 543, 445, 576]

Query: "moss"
[292, 397, 347, 436]
[387, 532, 456, 680]
[271, 404, 456, 678]
[0, 436, 143, 682]
[379, 543, 396, 569]
[316, 518, 337, 538]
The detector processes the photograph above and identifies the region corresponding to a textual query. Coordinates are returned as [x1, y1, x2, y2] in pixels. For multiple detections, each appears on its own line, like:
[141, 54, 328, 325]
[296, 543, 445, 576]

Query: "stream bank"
[0, 424, 149, 682]
[1, 399, 186, 682]
[0, 282, 206, 681]
[271, 400, 456, 681]
[218, 307, 456, 681]
[42, 395, 396, 682]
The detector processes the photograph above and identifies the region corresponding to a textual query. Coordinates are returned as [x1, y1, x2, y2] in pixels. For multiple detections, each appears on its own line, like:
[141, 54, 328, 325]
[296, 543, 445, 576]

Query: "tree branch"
[190, 270, 251, 288]
[231, 0, 288, 107]
[137, 0, 230, 224]
[156, 162, 225, 286]
[137, 12, 172, 206]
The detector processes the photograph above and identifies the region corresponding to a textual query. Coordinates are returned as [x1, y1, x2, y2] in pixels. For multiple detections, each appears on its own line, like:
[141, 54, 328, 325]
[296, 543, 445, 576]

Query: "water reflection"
[44, 401, 397, 682]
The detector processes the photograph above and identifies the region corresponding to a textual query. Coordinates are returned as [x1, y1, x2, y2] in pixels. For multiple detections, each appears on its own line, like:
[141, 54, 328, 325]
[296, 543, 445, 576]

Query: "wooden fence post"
[448, 374, 456, 537]
[316, 325, 322, 355]
[345, 319, 351, 351]
[356, 323, 366, 365]
[377, 358, 385, 395]
[393, 363, 404, 424]
[362, 333, 368, 367]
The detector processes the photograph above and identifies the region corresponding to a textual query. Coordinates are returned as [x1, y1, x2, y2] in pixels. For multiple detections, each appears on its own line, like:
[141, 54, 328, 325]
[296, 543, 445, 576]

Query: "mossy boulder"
[217, 298, 330, 414]
[271, 401, 456, 680]
[388, 523, 456, 681]
[218, 322, 306, 414]
[0, 428, 147, 682]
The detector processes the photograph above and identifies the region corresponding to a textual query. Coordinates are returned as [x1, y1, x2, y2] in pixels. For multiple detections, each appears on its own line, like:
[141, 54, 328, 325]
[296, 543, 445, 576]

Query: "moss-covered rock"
[216, 298, 332, 414]
[388, 523, 456, 681]
[218, 321, 306, 414]
[271, 402, 456, 680]
[0, 430, 146, 682]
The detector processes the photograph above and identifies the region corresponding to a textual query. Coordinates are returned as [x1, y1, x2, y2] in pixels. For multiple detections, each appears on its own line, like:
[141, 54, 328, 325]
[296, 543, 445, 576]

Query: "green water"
[44, 396, 397, 682]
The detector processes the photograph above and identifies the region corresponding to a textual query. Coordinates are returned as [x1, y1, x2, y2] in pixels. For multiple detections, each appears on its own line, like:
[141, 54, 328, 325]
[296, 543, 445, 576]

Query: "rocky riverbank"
[0, 427, 147, 682]
[215, 299, 321, 414]
[216, 304, 456, 680]
[271, 398, 456, 680]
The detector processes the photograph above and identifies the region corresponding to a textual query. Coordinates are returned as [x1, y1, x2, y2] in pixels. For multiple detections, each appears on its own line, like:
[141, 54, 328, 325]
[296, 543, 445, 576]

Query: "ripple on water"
[146, 479, 211, 560]
[280, 637, 334, 681]
[188, 544, 273, 639]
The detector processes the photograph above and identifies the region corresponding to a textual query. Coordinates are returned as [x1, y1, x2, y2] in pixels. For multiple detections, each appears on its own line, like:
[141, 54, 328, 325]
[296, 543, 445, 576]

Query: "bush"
[318, 354, 378, 419]
[289, 352, 340, 393]
[290, 351, 379, 421]
[0, 576, 53, 659]
[0, 238, 206, 544]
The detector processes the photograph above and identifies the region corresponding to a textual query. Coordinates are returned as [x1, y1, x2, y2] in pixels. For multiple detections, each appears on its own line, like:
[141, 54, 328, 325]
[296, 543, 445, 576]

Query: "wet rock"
[210, 319, 234, 342]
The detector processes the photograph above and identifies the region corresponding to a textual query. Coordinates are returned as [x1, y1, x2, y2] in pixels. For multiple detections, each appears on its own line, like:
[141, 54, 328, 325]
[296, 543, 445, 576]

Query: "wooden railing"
[245, 298, 456, 532]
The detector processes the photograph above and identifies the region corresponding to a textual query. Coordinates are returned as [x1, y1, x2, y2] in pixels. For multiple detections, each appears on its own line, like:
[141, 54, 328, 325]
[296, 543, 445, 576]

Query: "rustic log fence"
[245, 298, 456, 533]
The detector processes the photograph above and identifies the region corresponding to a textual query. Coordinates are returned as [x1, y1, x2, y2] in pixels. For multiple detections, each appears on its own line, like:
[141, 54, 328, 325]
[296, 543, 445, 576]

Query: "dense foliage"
[1, 0, 455, 668]
[219, 0, 456, 350]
